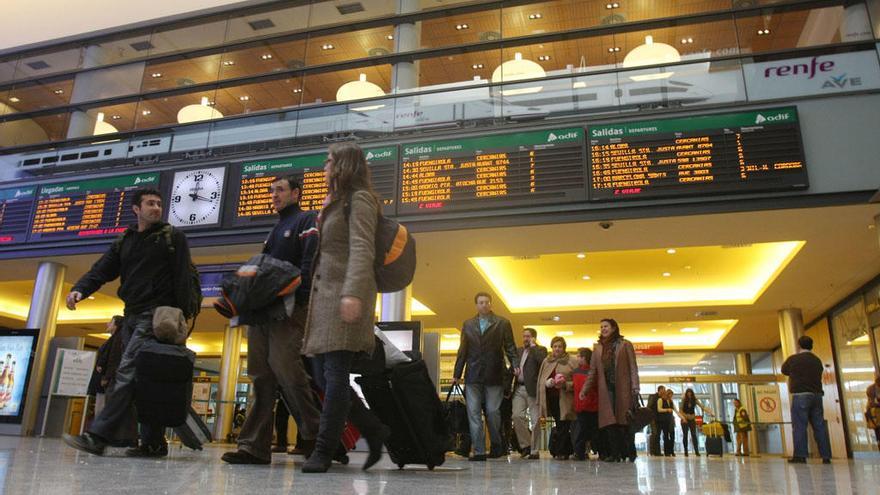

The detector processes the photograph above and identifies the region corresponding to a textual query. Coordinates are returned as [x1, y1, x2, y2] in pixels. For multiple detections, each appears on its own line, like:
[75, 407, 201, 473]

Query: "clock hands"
[188, 192, 213, 202]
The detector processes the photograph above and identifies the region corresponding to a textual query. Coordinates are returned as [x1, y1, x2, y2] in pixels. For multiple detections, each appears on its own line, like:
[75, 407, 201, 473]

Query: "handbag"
[152, 306, 187, 345]
[627, 394, 655, 431]
[443, 384, 470, 452]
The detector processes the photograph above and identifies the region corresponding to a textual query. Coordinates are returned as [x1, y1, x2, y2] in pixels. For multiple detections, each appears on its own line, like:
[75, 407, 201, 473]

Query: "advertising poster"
[0, 335, 36, 417]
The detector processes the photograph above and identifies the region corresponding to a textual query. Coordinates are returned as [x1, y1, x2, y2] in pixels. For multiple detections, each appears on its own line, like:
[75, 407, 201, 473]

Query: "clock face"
[168, 166, 226, 227]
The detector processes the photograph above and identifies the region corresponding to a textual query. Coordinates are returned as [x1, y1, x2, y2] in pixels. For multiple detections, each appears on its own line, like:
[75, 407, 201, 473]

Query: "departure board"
[228, 147, 397, 227]
[588, 107, 808, 200]
[398, 128, 586, 214]
[29, 173, 160, 241]
[0, 186, 36, 245]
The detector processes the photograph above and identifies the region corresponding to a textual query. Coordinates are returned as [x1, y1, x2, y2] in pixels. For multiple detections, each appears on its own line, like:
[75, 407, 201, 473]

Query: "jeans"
[682, 419, 699, 454]
[572, 411, 597, 458]
[88, 312, 160, 447]
[310, 351, 383, 459]
[791, 392, 832, 459]
[464, 383, 503, 456]
[511, 385, 540, 451]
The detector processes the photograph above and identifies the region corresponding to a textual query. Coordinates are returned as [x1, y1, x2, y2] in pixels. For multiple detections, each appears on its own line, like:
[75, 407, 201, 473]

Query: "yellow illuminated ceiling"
[469, 241, 805, 312]
[374, 296, 435, 317]
[0, 281, 123, 324]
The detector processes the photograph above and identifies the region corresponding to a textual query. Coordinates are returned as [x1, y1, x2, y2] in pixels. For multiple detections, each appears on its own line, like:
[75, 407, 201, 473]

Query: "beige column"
[215, 324, 243, 441]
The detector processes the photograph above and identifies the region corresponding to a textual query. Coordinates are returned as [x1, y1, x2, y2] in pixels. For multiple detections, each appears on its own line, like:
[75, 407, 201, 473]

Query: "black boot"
[363, 425, 390, 471]
[301, 452, 333, 473]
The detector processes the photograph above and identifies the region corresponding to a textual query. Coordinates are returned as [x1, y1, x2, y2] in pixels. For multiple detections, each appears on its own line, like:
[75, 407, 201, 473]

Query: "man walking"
[511, 327, 547, 459]
[452, 292, 519, 461]
[222, 175, 321, 465]
[63, 188, 197, 457]
[781, 335, 832, 464]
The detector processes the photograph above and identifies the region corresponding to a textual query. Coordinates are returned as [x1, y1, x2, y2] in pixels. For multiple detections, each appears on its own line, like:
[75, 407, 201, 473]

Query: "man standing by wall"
[222, 175, 321, 465]
[452, 292, 519, 461]
[511, 327, 547, 459]
[63, 188, 196, 457]
[781, 335, 832, 464]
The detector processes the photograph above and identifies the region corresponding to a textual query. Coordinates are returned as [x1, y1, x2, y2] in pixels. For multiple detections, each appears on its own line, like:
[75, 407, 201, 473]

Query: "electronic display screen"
[0, 186, 36, 245]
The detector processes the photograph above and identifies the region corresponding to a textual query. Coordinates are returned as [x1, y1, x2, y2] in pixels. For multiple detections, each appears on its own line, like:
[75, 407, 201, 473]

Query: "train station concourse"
[1, 0, 880, 493]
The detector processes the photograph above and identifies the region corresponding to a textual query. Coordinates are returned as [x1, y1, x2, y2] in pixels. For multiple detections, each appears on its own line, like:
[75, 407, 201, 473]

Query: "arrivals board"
[0, 186, 36, 245]
[29, 173, 160, 241]
[398, 128, 586, 214]
[228, 146, 397, 227]
[588, 107, 808, 200]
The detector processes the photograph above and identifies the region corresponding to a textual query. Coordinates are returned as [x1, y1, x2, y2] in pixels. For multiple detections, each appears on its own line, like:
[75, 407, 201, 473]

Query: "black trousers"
[658, 415, 674, 455]
[573, 411, 597, 458]
[602, 424, 635, 460]
[274, 397, 290, 447]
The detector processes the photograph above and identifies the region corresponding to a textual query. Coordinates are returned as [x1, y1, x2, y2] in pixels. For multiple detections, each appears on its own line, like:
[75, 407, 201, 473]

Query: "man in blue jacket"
[453, 292, 519, 461]
[222, 175, 321, 464]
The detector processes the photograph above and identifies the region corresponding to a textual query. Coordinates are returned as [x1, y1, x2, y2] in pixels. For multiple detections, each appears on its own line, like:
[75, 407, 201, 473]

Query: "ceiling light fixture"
[239, 95, 250, 101]
[321, 44, 335, 50]
[141, 109, 151, 116]
[581, 275, 591, 280]
[491, 52, 546, 95]
[552, 315, 561, 322]
[53, 89, 64, 95]
[557, 331, 573, 336]
[111, 115, 121, 120]
[681, 37, 694, 44]
[293, 88, 302, 93]
[472, 63, 484, 69]
[538, 55, 551, 61]
[456, 23, 469, 30]
[606, 2, 620, 8]
[151, 72, 163, 78]
[608, 47, 620, 53]
[386, 35, 394, 40]
[336, 73, 386, 111]
[662, 272, 672, 277]
[260, 53, 273, 60]
[223, 60, 235, 66]
[666, 248, 677, 254]
[9, 96, 20, 103]
[577, 253, 586, 259]
[622, 35, 681, 81]
[177, 96, 224, 124]
[528, 13, 543, 20]
[680, 327, 699, 333]
[757, 28, 771, 35]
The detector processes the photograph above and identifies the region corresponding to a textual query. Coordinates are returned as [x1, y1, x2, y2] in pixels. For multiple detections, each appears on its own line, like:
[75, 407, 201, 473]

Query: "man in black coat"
[511, 327, 547, 459]
[453, 292, 519, 461]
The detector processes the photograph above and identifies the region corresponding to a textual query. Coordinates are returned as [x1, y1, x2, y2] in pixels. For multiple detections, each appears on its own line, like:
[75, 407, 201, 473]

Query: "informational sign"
[192, 377, 211, 416]
[398, 128, 586, 214]
[588, 107, 808, 200]
[228, 147, 397, 227]
[743, 51, 880, 101]
[53, 349, 97, 397]
[0, 330, 39, 422]
[29, 173, 160, 241]
[669, 376, 697, 383]
[0, 186, 36, 245]
[633, 342, 665, 356]
[753, 384, 783, 424]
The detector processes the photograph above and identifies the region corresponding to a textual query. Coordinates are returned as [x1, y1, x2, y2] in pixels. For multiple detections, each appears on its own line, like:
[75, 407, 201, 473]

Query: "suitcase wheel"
[427, 465, 435, 471]
[397, 463, 405, 470]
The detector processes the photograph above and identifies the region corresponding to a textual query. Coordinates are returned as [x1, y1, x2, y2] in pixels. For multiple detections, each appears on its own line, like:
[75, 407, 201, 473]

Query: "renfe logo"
[764, 56, 834, 79]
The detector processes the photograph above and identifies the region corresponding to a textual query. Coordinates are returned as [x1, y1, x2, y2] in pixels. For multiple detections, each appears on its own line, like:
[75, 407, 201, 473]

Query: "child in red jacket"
[571, 347, 599, 460]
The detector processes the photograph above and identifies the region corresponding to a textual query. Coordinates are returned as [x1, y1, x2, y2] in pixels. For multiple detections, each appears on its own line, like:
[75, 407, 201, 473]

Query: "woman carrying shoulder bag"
[537, 336, 576, 459]
[300, 142, 389, 473]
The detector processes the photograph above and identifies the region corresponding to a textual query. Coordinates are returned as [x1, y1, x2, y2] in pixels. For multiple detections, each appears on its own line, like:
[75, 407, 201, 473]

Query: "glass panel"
[135, 89, 220, 130]
[15, 47, 82, 80]
[69, 62, 146, 104]
[394, 85, 499, 131]
[617, 58, 746, 111]
[0, 57, 17, 84]
[308, 0, 397, 29]
[405, 49, 502, 91]
[294, 99, 394, 141]
[148, 18, 228, 56]
[612, 20, 740, 69]
[141, 54, 222, 93]
[736, 4, 874, 55]
[750, 352, 776, 374]
[218, 39, 308, 81]
[224, 4, 312, 42]
[3, 77, 74, 114]
[0, 113, 70, 147]
[207, 111, 299, 148]
[831, 297, 877, 453]
[65, 102, 139, 139]
[82, 31, 154, 67]
[870, 0, 880, 38]
[301, 64, 392, 105]
[419, 9, 501, 51]
[213, 78, 305, 118]
[305, 26, 396, 67]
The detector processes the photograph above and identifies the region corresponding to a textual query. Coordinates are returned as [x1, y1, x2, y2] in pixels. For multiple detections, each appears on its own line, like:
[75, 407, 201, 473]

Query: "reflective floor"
[1, 437, 879, 494]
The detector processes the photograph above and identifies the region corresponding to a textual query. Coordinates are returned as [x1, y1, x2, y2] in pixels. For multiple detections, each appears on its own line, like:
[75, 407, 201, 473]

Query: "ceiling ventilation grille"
[337, 3, 365, 15]
[248, 19, 276, 30]
[130, 41, 154, 52]
[26, 60, 50, 70]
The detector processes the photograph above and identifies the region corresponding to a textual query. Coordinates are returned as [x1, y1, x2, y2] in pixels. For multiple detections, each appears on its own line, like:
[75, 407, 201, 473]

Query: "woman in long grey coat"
[579, 318, 640, 462]
[300, 142, 389, 473]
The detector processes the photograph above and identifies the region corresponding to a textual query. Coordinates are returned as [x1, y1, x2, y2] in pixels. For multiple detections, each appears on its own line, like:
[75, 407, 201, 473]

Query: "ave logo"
[822, 73, 862, 89]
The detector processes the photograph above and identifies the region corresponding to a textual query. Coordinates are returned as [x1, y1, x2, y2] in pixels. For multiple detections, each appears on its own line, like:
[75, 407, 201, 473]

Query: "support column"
[380, 285, 412, 322]
[391, 0, 421, 93]
[778, 308, 805, 361]
[21, 261, 66, 436]
[215, 324, 243, 441]
[735, 352, 759, 455]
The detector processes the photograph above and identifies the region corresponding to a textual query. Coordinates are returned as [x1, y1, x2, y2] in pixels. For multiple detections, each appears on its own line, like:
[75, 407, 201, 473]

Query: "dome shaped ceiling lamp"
[336, 73, 386, 111]
[93, 112, 118, 135]
[622, 35, 681, 81]
[177, 96, 224, 124]
[491, 52, 546, 96]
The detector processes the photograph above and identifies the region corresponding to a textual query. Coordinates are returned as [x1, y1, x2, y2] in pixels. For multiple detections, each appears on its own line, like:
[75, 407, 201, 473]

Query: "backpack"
[112, 224, 203, 324]
[344, 193, 416, 293]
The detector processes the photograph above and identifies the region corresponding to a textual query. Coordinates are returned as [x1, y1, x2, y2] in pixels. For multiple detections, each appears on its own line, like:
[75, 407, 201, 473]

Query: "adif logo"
[755, 114, 767, 124]
[547, 131, 579, 143]
[365, 152, 374, 160]
[547, 133, 558, 142]
[755, 112, 790, 124]
[366, 150, 392, 160]
[134, 176, 150, 184]
[14, 189, 30, 198]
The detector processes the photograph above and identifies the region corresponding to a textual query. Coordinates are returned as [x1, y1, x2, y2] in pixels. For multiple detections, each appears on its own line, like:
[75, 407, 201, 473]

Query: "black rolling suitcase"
[705, 436, 724, 457]
[355, 360, 448, 470]
[174, 406, 214, 450]
[134, 340, 195, 427]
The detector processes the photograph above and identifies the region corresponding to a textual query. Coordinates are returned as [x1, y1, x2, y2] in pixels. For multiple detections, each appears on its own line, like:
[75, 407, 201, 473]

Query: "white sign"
[743, 50, 880, 101]
[54, 349, 96, 397]
[191, 382, 211, 415]
[753, 384, 783, 424]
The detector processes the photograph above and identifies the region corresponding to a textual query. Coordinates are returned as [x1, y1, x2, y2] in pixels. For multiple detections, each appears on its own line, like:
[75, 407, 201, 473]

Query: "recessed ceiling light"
[151, 72, 162, 78]
[141, 110, 151, 116]
[684, 265, 692, 270]
[472, 63, 484, 69]
[576, 253, 586, 259]
[666, 248, 677, 254]
[528, 13, 543, 20]
[239, 95, 250, 101]
[260, 53, 273, 60]
[442, 333, 459, 339]
[757, 28, 771, 35]
[321, 44, 335, 50]
[9, 96, 20, 103]
[606, 2, 620, 9]
[680, 327, 700, 333]
[293, 88, 302, 93]
[557, 331, 573, 336]
[538, 55, 551, 61]
[551, 315, 561, 322]
[222, 60, 235, 66]
[608, 47, 621, 53]
[386, 35, 394, 40]
[581, 275, 591, 280]
[53, 89, 64, 95]
[87, 296, 95, 300]
[651, 328, 657, 332]
[456, 24, 469, 30]
[869, 224, 876, 230]
[662, 272, 671, 277]
[111, 115, 122, 120]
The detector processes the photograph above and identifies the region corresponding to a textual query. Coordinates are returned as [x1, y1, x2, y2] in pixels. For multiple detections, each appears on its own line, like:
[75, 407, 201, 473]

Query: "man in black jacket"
[222, 175, 321, 465]
[511, 327, 547, 459]
[781, 335, 832, 464]
[453, 292, 519, 461]
[63, 188, 196, 457]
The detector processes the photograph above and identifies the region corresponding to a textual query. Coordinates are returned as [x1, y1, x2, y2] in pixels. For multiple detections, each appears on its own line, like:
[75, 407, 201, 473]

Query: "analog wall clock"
[168, 166, 226, 227]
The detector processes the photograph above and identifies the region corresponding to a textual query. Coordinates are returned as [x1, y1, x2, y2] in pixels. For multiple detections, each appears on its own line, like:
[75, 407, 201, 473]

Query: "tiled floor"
[2, 438, 879, 494]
